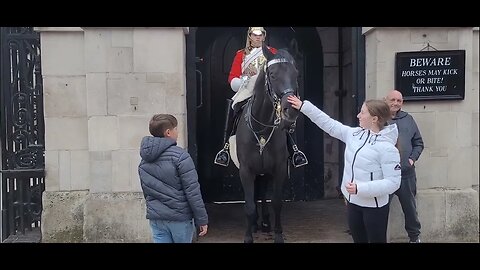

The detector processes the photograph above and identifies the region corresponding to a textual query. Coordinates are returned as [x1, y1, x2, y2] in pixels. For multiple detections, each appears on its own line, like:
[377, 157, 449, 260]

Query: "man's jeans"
[149, 219, 195, 243]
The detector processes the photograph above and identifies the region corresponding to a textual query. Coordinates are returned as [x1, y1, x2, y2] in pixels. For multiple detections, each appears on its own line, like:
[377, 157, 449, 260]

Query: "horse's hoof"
[274, 234, 284, 243]
[244, 236, 254, 243]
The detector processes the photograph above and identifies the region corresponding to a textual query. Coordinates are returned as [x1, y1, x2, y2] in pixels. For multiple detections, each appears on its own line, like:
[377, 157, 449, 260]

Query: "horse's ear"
[288, 39, 300, 59]
[263, 43, 274, 61]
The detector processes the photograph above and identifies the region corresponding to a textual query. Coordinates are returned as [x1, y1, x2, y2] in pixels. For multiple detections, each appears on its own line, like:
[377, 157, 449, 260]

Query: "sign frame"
[394, 50, 465, 101]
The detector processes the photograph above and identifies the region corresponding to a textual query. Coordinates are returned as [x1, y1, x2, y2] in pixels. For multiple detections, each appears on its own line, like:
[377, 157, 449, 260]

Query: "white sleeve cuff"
[230, 77, 242, 92]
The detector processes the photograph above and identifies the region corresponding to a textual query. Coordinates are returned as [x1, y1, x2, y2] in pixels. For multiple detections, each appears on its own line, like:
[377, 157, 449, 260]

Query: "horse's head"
[262, 44, 300, 129]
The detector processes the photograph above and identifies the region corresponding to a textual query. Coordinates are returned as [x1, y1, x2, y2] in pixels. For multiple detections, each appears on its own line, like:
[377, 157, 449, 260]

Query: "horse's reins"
[245, 57, 296, 155]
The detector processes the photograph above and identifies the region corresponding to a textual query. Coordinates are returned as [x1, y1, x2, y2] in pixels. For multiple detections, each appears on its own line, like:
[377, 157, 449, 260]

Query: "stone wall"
[38, 27, 188, 242]
[363, 27, 479, 242]
[37, 27, 478, 242]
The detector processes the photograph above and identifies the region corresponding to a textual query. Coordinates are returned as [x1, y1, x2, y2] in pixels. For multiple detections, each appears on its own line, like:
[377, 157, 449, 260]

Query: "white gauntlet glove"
[230, 77, 242, 92]
[231, 75, 250, 92]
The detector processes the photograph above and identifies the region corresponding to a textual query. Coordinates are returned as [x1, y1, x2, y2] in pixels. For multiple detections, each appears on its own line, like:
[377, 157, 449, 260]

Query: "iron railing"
[1, 27, 45, 242]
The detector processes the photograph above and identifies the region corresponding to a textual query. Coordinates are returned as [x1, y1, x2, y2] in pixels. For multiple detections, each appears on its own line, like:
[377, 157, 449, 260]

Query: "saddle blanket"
[228, 135, 240, 169]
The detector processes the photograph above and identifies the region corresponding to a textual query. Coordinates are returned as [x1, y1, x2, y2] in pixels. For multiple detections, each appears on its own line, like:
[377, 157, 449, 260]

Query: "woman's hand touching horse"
[287, 95, 303, 110]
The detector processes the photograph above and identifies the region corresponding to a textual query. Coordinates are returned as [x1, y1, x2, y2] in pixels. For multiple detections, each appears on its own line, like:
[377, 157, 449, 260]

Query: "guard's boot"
[214, 99, 234, 167]
[287, 132, 308, 168]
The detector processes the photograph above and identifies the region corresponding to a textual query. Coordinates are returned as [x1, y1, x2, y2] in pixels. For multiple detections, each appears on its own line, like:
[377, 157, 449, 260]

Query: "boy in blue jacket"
[139, 114, 208, 243]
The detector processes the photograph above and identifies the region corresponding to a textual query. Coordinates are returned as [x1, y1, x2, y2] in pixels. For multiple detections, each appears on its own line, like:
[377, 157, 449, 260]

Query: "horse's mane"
[254, 48, 295, 91]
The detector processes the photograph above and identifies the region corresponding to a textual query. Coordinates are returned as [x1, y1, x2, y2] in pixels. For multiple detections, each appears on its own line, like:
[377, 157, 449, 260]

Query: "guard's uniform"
[228, 46, 277, 108]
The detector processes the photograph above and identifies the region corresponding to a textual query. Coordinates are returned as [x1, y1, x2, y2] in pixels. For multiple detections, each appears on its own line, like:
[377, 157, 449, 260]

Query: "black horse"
[235, 44, 300, 243]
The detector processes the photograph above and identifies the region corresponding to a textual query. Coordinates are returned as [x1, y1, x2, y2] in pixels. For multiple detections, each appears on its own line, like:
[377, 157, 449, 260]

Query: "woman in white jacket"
[288, 96, 401, 243]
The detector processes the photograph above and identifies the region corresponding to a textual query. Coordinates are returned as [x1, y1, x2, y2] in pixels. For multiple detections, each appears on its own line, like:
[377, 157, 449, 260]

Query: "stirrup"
[214, 143, 230, 167]
[291, 145, 308, 168]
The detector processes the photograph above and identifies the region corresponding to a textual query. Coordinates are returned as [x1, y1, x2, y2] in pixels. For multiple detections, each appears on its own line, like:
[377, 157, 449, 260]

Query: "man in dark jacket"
[386, 90, 424, 243]
[138, 114, 208, 243]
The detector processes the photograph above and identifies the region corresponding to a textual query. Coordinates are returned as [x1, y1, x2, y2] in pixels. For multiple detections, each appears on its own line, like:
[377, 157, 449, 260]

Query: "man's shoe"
[214, 149, 230, 167]
[292, 151, 308, 168]
[409, 237, 421, 243]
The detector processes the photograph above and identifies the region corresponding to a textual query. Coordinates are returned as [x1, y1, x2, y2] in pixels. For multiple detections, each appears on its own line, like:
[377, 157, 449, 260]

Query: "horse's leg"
[240, 168, 256, 243]
[258, 175, 271, 232]
[252, 177, 260, 233]
[272, 167, 287, 243]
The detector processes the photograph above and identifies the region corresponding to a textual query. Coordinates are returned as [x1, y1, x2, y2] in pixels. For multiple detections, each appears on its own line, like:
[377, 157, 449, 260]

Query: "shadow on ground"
[196, 198, 352, 243]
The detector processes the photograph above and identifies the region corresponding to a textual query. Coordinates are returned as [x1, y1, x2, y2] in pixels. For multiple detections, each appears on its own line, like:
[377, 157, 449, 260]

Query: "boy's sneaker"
[409, 237, 421, 243]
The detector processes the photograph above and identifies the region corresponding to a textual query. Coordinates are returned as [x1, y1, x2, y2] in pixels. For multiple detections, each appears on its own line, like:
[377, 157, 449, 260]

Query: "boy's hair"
[149, 114, 178, 137]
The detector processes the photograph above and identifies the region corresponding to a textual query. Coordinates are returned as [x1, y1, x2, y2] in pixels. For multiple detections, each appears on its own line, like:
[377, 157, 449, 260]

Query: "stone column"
[363, 27, 479, 242]
[38, 27, 189, 242]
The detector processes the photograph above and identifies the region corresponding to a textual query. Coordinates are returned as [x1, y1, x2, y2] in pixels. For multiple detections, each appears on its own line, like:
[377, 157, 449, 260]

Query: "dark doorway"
[188, 27, 323, 202]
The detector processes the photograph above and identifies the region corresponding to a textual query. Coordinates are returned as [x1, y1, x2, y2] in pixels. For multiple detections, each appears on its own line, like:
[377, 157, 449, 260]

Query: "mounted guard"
[214, 27, 308, 168]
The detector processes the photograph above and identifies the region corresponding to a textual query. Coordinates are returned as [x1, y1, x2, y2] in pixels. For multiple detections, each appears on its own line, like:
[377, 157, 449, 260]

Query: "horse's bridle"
[245, 57, 297, 154]
[265, 58, 296, 104]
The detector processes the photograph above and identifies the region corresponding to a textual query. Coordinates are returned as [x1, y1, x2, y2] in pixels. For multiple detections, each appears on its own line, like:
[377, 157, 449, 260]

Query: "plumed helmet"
[248, 27, 266, 36]
[245, 27, 266, 53]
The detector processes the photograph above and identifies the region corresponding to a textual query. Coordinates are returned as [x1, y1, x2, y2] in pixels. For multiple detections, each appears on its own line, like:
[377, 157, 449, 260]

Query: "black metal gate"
[0, 27, 45, 242]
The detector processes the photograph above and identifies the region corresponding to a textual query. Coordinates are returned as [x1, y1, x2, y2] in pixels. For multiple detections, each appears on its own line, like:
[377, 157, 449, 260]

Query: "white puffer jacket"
[301, 101, 401, 208]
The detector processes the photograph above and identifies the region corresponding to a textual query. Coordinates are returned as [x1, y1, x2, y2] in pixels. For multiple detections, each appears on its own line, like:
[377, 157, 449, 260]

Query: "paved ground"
[3, 198, 351, 243]
[196, 198, 352, 243]
[3, 227, 41, 243]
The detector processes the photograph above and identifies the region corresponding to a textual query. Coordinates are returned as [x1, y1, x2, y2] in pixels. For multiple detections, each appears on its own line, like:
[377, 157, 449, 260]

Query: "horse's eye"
[269, 72, 276, 80]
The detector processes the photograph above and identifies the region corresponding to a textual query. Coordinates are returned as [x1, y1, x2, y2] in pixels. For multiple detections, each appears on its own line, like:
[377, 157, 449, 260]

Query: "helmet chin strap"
[249, 40, 263, 50]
